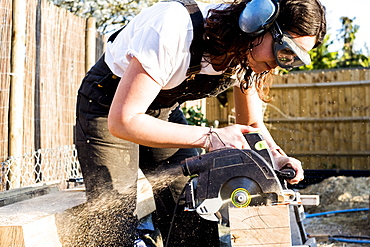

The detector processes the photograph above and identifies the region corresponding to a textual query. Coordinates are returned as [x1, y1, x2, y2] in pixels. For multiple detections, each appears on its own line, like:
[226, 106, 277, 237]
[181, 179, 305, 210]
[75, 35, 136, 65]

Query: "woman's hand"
[205, 124, 258, 152]
[272, 152, 304, 184]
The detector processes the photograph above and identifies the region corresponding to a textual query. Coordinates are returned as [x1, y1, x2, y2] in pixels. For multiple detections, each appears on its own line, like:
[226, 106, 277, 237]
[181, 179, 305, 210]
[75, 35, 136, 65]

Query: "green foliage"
[182, 106, 209, 126]
[299, 35, 339, 71]
[336, 17, 369, 68]
[283, 16, 369, 73]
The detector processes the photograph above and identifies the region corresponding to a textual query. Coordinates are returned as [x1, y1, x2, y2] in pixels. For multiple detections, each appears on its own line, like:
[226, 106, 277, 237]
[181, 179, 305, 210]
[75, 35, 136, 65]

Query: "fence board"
[0, 0, 12, 163]
[0, 0, 12, 191]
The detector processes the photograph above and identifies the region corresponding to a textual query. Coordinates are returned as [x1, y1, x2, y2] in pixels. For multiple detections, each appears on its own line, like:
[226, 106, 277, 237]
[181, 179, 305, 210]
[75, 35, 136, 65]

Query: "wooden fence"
[1, 0, 369, 190]
[206, 68, 370, 170]
[0, 0, 105, 189]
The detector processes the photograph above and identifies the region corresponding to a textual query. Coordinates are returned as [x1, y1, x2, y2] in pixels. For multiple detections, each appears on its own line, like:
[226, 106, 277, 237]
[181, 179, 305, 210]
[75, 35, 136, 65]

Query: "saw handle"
[275, 167, 296, 180]
[243, 132, 274, 168]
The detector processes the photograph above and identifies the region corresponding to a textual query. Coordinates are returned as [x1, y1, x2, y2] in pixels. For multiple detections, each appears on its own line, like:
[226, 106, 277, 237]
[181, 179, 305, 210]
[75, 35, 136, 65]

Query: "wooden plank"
[292, 84, 301, 154]
[85, 17, 96, 72]
[299, 74, 311, 156]
[280, 87, 290, 148]
[352, 121, 363, 169]
[300, 195, 319, 206]
[9, 0, 27, 188]
[0, 226, 25, 247]
[336, 89, 344, 168]
[0, 189, 86, 247]
[297, 73, 315, 155]
[22, 215, 62, 247]
[340, 71, 353, 169]
[318, 83, 326, 154]
[350, 72, 361, 167]
[136, 169, 156, 219]
[229, 205, 291, 247]
[351, 82, 361, 168]
[363, 70, 370, 159]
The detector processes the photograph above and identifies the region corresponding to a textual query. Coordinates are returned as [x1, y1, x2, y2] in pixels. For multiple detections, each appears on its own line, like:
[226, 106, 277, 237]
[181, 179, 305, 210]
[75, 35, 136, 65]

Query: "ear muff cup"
[239, 0, 280, 36]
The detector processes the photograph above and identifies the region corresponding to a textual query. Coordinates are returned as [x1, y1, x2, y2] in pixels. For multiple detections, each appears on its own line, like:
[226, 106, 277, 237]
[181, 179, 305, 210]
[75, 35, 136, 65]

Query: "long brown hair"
[203, 0, 326, 101]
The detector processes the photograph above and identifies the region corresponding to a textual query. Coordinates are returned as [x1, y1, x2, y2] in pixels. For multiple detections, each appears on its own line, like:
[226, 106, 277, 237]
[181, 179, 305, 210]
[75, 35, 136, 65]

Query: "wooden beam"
[0, 189, 86, 247]
[9, 0, 27, 188]
[229, 205, 291, 247]
[85, 17, 96, 72]
[0, 226, 25, 247]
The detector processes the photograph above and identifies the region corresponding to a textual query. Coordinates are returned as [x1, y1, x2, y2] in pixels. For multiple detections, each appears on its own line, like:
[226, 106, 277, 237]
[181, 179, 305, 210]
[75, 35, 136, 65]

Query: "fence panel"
[205, 68, 370, 170]
[265, 68, 370, 170]
[0, 0, 106, 191]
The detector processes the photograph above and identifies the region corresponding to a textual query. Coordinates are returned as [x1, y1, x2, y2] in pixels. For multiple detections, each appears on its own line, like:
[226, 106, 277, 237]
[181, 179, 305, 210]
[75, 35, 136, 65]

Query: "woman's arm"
[233, 86, 304, 184]
[108, 57, 256, 150]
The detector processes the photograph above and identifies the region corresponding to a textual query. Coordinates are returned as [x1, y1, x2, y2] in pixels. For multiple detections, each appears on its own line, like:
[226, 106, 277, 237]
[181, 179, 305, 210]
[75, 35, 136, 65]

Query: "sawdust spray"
[55, 165, 184, 246]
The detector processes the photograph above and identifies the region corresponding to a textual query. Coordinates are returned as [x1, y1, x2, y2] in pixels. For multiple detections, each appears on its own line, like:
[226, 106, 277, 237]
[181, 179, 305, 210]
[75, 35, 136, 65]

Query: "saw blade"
[218, 177, 265, 225]
[220, 176, 264, 206]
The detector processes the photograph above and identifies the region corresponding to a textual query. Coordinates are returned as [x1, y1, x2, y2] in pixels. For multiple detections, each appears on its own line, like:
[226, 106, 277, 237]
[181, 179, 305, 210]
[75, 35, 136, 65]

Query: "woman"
[75, 0, 326, 246]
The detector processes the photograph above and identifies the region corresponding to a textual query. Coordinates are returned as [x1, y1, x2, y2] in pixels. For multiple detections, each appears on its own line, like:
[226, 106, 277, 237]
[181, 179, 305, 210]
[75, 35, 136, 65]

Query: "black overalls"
[75, 0, 235, 246]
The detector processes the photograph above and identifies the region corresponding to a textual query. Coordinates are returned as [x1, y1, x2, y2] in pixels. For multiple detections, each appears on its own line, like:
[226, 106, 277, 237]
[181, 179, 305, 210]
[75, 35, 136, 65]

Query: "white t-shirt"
[105, 1, 226, 90]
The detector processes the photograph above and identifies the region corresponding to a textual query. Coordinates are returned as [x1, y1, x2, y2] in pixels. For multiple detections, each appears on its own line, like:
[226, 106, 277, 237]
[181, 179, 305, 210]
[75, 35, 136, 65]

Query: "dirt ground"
[299, 176, 370, 246]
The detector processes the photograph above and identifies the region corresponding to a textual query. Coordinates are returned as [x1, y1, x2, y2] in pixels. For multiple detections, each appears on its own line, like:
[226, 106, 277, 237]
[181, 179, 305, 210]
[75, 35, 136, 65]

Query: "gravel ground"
[299, 176, 370, 246]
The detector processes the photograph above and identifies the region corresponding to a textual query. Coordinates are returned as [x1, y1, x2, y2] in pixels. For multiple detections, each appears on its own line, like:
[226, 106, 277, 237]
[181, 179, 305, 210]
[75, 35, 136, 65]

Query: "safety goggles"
[270, 22, 311, 69]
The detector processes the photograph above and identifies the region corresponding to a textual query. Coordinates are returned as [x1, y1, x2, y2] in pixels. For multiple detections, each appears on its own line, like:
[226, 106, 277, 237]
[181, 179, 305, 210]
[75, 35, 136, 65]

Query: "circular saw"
[181, 132, 295, 225]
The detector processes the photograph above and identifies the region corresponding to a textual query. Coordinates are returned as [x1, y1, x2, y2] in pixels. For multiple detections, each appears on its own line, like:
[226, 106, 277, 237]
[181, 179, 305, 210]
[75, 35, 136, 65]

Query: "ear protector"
[239, 0, 280, 36]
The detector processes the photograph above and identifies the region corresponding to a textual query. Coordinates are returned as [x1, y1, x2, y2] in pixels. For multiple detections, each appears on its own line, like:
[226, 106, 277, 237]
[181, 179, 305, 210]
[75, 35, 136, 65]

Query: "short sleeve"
[105, 2, 194, 88]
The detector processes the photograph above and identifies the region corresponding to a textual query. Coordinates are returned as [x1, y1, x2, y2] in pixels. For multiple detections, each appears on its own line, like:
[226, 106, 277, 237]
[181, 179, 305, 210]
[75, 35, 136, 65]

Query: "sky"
[319, 0, 370, 54]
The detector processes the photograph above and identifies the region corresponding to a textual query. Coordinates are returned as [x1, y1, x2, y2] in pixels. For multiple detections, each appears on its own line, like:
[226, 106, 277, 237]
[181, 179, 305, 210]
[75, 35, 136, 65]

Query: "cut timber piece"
[300, 195, 320, 206]
[229, 205, 292, 247]
[0, 189, 86, 247]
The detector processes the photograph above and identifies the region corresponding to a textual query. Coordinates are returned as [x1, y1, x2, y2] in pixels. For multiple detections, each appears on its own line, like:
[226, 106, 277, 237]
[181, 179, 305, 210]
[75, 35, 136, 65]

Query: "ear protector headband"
[239, 0, 280, 36]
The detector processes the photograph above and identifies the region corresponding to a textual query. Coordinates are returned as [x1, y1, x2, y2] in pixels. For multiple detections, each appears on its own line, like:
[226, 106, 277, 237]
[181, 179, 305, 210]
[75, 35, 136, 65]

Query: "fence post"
[85, 17, 96, 72]
[8, 0, 27, 189]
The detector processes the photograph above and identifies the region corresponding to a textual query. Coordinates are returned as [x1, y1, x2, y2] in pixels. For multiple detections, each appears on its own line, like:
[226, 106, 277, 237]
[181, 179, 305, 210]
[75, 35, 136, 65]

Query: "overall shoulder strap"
[107, 27, 124, 43]
[175, 0, 205, 76]
[107, 0, 205, 76]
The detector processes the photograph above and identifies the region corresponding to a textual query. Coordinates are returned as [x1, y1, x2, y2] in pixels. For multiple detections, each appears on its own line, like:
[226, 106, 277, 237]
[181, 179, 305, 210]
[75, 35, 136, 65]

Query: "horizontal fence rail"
[270, 80, 370, 89]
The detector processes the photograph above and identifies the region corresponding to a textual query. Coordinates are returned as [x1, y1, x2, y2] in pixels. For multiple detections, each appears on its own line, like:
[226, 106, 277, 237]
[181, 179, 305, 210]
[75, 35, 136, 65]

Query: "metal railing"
[1, 145, 82, 191]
